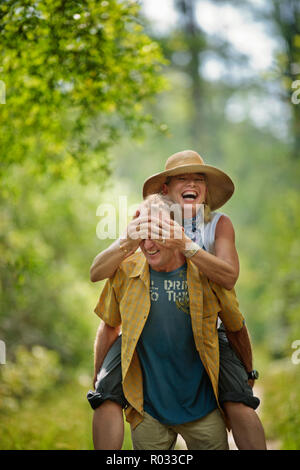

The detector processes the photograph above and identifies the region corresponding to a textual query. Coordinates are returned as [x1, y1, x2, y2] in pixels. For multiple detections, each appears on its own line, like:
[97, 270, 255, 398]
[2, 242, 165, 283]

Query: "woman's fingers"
[127, 212, 184, 241]
[136, 223, 184, 240]
[138, 223, 170, 239]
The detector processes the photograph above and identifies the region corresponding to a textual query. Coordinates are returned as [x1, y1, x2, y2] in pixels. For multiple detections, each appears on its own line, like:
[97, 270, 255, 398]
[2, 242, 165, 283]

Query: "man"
[92, 205, 248, 450]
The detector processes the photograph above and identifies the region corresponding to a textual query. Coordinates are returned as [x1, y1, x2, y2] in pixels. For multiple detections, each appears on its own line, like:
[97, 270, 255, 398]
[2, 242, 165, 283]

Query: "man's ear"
[162, 183, 168, 195]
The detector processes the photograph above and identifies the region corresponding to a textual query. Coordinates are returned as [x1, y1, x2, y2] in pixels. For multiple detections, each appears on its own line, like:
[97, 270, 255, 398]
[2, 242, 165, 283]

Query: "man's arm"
[225, 324, 254, 386]
[93, 321, 121, 388]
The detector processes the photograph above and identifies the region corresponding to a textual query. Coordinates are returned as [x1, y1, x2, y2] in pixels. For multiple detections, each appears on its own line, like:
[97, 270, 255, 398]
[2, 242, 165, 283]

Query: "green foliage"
[271, 0, 300, 155]
[0, 0, 167, 182]
[0, 365, 132, 450]
[0, 345, 62, 413]
[0, 2, 168, 364]
[262, 361, 300, 450]
[0, 345, 134, 450]
[0, 378, 93, 450]
[0, 166, 102, 367]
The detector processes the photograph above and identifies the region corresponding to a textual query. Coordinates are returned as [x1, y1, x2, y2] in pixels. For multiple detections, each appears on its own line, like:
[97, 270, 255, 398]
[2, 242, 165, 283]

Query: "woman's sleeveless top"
[184, 211, 225, 254]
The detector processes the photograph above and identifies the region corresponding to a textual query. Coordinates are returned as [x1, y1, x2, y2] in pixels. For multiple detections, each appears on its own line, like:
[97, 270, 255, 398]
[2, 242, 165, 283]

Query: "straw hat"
[142, 150, 234, 211]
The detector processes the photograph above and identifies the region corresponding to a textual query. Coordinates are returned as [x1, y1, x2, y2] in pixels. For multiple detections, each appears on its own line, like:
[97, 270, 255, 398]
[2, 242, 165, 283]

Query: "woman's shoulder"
[213, 212, 235, 238]
[203, 211, 235, 248]
[209, 211, 233, 224]
[206, 211, 226, 227]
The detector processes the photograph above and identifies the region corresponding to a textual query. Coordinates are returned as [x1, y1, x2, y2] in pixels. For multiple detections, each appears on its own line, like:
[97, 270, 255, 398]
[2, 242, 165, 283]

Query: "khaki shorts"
[131, 408, 229, 450]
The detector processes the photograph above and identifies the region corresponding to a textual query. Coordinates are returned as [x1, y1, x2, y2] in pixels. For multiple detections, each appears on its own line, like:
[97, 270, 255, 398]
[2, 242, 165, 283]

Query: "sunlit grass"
[0, 382, 133, 450]
[261, 361, 300, 450]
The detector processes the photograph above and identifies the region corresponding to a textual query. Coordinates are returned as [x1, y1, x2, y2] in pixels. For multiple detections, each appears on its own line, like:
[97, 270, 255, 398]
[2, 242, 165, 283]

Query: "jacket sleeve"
[209, 281, 245, 332]
[94, 271, 122, 327]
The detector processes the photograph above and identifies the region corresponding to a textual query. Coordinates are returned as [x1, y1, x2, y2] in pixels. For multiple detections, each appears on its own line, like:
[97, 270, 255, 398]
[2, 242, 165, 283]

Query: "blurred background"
[0, 0, 299, 450]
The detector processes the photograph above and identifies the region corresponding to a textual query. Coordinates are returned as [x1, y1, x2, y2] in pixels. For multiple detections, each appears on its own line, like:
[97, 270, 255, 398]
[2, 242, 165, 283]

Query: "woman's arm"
[90, 210, 152, 282]
[186, 215, 239, 289]
[90, 238, 137, 282]
[151, 214, 240, 289]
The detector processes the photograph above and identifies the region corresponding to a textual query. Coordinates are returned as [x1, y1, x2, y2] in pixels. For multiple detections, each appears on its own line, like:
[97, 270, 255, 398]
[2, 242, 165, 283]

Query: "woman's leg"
[218, 325, 267, 450]
[223, 402, 267, 450]
[87, 335, 127, 450]
[93, 400, 124, 450]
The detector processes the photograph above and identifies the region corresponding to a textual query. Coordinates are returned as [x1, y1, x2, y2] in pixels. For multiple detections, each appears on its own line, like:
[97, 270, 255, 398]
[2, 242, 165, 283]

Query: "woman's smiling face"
[162, 173, 207, 215]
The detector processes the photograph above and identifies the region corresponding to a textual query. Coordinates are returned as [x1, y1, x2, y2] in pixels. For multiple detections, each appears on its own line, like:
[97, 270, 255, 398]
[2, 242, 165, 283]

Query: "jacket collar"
[128, 254, 149, 285]
[128, 252, 200, 283]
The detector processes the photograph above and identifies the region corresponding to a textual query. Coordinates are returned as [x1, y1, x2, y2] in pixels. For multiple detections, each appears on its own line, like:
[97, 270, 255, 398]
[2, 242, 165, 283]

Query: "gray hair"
[143, 193, 183, 226]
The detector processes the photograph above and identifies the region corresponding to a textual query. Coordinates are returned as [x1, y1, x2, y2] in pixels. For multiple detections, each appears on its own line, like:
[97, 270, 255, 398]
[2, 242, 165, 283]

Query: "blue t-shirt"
[136, 263, 217, 425]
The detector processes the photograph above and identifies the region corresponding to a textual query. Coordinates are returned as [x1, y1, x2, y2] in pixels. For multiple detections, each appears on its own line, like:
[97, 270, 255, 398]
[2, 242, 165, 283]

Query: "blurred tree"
[0, 169, 102, 366]
[173, 0, 205, 147]
[0, 0, 167, 183]
[142, 0, 251, 158]
[271, 0, 300, 157]
[232, 0, 300, 156]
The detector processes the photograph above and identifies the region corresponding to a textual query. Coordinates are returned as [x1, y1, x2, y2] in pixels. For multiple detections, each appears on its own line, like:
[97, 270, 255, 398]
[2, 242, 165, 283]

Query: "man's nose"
[144, 239, 156, 250]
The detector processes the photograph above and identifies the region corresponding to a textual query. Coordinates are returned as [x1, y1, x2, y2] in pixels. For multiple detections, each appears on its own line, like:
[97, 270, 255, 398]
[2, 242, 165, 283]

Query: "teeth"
[182, 191, 197, 199]
[147, 250, 159, 255]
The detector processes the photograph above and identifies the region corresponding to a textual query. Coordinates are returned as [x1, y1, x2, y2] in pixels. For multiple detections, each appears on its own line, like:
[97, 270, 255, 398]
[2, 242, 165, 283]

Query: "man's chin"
[147, 255, 161, 268]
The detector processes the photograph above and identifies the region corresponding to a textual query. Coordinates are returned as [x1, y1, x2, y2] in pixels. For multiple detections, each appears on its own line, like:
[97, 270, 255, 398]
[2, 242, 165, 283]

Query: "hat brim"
[143, 164, 234, 211]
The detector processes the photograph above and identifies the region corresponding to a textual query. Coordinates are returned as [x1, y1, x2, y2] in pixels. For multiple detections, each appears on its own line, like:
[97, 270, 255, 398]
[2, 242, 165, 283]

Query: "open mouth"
[181, 191, 198, 201]
[146, 249, 159, 256]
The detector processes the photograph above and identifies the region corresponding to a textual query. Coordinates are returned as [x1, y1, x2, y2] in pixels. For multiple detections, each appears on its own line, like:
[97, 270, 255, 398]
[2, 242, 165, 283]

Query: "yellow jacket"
[94, 252, 244, 429]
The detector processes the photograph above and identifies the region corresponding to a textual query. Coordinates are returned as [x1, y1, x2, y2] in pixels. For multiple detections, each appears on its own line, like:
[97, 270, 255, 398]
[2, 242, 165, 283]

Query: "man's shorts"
[87, 328, 260, 411]
[131, 409, 228, 450]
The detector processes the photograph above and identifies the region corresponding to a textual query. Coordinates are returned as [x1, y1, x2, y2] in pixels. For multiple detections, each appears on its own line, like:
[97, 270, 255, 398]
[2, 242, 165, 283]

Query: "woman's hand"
[137, 215, 191, 252]
[120, 210, 153, 254]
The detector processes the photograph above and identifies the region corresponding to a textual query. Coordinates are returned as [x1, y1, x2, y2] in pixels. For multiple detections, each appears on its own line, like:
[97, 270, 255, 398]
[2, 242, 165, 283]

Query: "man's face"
[140, 238, 177, 271]
[162, 173, 207, 215]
